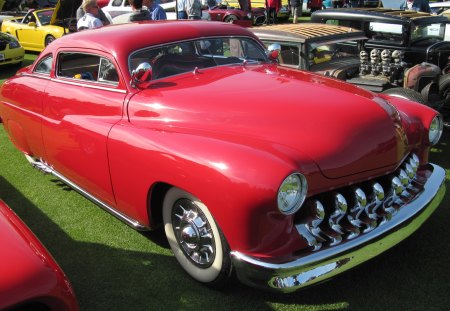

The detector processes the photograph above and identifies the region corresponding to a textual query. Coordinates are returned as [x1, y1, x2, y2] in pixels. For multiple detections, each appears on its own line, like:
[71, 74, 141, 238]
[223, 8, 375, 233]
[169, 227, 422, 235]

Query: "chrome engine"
[357, 48, 407, 85]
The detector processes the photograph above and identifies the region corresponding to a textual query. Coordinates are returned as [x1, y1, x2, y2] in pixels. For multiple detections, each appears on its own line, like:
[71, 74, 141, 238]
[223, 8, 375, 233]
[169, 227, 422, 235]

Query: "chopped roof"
[49, 21, 259, 57]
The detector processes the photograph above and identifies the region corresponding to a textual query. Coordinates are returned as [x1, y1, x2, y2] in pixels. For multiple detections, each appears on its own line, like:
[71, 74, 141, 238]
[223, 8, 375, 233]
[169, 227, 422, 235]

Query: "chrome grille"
[295, 154, 422, 251]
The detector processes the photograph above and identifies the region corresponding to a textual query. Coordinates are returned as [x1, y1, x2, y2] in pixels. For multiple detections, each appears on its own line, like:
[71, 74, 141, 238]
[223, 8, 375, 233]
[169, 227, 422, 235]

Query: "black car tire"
[224, 15, 238, 23]
[163, 187, 233, 288]
[439, 74, 450, 104]
[382, 88, 427, 105]
[45, 35, 55, 47]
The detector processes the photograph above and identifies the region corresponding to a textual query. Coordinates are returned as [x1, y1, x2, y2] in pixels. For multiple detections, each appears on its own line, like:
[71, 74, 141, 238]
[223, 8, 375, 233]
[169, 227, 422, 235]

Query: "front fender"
[380, 93, 438, 162]
[44, 26, 65, 39]
[107, 123, 319, 257]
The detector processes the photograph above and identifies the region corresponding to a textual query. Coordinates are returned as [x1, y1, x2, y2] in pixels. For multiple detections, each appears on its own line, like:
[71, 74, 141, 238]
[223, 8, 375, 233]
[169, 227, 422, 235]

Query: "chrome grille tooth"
[295, 200, 326, 251]
[404, 163, 414, 180]
[409, 154, 419, 173]
[296, 153, 423, 248]
[363, 182, 384, 233]
[323, 193, 347, 246]
[329, 193, 347, 235]
[380, 176, 403, 224]
[398, 169, 409, 186]
[345, 188, 367, 239]
[366, 182, 384, 218]
[347, 188, 366, 227]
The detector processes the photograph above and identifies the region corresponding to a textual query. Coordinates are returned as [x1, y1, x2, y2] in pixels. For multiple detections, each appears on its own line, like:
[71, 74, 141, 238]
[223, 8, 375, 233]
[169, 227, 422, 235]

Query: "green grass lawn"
[1, 53, 449, 310]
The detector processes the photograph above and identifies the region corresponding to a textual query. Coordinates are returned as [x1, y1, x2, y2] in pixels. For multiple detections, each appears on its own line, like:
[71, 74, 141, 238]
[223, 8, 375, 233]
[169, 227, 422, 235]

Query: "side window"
[34, 55, 53, 74]
[261, 41, 299, 67]
[279, 45, 299, 66]
[57, 52, 119, 86]
[98, 57, 119, 84]
[325, 20, 339, 26]
[112, 0, 123, 6]
[22, 12, 36, 24]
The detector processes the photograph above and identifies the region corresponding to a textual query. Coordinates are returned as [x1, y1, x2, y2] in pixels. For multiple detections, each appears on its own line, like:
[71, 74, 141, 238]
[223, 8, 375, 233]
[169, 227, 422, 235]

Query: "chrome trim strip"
[50, 78, 127, 93]
[230, 163, 445, 293]
[26, 156, 150, 231]
[21, 72, 52, 80]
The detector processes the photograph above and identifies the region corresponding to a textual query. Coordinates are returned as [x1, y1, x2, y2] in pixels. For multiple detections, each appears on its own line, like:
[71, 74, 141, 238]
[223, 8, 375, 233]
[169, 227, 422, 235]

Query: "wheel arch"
[147, 181, 172, 228]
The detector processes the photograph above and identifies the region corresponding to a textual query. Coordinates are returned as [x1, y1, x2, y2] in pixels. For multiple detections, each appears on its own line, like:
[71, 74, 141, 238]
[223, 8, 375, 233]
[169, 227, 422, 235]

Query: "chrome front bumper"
[231, 163, 446, 293]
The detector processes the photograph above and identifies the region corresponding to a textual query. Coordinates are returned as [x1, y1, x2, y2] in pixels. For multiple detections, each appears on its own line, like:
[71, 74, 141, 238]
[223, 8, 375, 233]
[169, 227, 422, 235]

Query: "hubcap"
[172, 199, 216, 268]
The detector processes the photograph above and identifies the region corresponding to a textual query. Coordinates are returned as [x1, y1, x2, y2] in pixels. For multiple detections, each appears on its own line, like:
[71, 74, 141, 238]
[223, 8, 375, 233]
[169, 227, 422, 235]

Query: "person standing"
[265, 0, 281, 25]
[400, 0, 431, 13]
[186, 0, 202, 20]
[77, 0, 110, 26]
[177, 0, 188, 19]
[129, 0, 152, 21]
[289, 0, 302, 24]
[143, 0, 167, 20]
[77, 0, 103, 30]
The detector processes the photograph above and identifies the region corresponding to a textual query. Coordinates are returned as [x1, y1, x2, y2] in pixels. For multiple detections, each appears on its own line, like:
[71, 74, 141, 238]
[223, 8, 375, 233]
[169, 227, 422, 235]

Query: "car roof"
[311, 8, 450, 24]
[250, 23, 366, 43]
[48, 21, 260, 57]
[430, 2, 450, 8]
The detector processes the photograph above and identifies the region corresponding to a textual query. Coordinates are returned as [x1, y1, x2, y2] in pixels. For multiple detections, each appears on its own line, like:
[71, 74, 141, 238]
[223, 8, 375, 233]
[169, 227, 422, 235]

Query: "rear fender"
[4, 119, 32, 155]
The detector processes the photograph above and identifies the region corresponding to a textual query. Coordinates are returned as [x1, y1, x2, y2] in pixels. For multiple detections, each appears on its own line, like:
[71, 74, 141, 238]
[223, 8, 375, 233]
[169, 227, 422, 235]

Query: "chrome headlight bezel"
[277, 173, 308, 215]
[428, 115, 443, 146]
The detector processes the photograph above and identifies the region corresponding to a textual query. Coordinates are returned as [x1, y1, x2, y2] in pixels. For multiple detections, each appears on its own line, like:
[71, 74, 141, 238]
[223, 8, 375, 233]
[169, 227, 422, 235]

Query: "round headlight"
[9, 40, 21, 49]
[429, 115, 443, 145]
[277, 173, 307, 215]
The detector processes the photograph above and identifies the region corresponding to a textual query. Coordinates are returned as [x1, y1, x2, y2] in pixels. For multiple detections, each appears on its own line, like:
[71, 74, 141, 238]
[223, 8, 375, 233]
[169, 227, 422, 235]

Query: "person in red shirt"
[265, 0, 281, 25]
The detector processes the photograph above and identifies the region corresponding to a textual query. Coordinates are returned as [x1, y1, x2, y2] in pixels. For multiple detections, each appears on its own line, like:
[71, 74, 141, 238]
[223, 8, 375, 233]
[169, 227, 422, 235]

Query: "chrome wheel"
[172, 198, 216, 267]
[163, 187, 233, 286]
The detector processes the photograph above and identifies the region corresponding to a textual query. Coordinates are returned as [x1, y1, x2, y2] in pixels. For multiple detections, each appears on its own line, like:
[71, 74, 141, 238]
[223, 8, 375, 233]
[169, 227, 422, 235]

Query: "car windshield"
[129, 37, 267, 79]
[37, 9, 54, 26]
[410, 23, 446, 43]
[367, 22, 404, 45]
[308, 40, 360, 66]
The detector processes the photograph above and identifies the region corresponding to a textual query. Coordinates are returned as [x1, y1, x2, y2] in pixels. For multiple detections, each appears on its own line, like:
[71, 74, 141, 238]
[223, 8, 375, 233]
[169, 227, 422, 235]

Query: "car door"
[14, 11, 44, 50]
[41, 50, 127, 207]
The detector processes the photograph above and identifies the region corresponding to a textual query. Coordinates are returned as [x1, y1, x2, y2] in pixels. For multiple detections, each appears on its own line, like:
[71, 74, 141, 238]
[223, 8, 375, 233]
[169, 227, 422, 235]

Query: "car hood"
[50, 0, 81, 25]
[129, 65, 408, 179]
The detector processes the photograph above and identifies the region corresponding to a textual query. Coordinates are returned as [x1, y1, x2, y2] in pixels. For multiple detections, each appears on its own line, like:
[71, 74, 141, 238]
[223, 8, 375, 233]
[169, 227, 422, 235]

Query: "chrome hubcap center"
[181, 224, 200, 249]
[172, 199, 216, 268]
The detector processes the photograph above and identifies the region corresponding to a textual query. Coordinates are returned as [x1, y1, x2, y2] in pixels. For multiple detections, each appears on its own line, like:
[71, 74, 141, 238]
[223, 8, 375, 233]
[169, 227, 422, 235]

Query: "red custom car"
[0, 21, 446, 292]
[0, 200, 78, 310]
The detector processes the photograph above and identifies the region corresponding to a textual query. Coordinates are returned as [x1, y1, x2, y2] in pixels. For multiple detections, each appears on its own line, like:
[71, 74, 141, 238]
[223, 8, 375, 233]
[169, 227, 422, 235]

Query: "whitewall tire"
[163, 187, 232, 287]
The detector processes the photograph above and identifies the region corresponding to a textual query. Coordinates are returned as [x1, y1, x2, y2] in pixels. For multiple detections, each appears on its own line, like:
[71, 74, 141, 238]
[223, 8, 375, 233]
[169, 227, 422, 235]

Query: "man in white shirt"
[77, 0, 103, 30]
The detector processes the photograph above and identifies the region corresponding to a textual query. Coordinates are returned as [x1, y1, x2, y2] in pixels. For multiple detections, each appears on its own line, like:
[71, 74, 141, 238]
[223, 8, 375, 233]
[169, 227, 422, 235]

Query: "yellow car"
[1, 0, 80, 52]
[0, 31, 24, 66]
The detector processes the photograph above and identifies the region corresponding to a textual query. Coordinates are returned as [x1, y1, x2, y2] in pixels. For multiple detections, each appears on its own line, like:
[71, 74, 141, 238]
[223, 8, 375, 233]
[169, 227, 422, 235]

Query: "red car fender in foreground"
[0, 200, 78, 311]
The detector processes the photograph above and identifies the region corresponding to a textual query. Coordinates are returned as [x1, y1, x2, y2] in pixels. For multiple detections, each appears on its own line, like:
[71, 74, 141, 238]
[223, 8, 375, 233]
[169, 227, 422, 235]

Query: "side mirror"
[131, 62, 152, 89]
[267, 43, 281, 62]
[28, 22, 37, 27]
